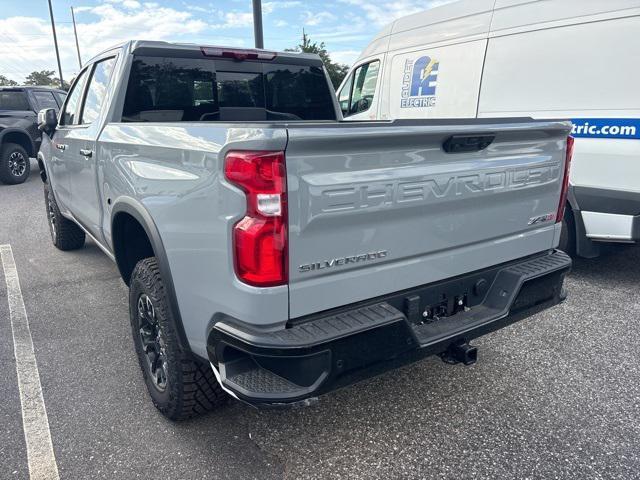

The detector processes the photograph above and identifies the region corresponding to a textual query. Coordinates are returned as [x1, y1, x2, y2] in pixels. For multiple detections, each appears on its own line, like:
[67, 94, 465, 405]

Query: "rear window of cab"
[121, 56, 337, 122]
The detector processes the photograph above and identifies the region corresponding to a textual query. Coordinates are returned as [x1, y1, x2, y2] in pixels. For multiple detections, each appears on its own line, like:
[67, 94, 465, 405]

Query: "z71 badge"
[299, 250, 388, 273]
[528, 213, 555, 225]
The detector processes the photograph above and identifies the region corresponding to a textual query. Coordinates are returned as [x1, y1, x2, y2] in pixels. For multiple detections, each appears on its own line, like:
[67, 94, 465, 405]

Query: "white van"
[337, 0, 640, 257]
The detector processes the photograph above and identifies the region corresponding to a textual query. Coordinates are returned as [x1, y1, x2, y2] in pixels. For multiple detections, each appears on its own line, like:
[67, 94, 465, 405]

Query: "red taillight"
[225, 151, 287, 287]
[201, 47, 277, 61]
[556, 136, 574, 223]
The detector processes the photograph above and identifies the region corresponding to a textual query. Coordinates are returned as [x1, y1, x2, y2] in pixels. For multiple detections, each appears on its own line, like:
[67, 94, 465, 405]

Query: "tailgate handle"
[443, 134, 495, 153]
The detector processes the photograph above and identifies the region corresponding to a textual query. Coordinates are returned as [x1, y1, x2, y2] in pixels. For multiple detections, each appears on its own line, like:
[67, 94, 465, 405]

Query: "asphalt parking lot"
[1, 162, 639, 480]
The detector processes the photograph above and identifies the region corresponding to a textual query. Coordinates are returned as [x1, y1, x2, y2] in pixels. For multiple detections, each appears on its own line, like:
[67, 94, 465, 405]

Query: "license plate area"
[398, 269, 499, 327]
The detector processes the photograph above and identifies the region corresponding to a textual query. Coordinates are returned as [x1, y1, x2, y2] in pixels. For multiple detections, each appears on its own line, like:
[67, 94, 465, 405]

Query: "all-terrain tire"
[129, 257, 227, 420]
[0, 143, 30, 185]
[44, 182, 86, 250]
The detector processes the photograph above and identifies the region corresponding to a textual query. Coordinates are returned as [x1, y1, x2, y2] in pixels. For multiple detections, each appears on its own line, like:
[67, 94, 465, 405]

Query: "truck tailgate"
[285, 119, 571, 318]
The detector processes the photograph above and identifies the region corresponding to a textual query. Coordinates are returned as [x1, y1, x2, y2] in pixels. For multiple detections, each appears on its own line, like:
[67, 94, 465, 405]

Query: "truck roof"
[0, 85, 66, 93]
[85, 39, 323, 66]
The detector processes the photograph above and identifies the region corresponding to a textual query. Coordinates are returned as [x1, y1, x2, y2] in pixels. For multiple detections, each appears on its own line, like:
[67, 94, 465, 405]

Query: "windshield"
[122, 56, 337, 122]
[0, 91, 30, 111]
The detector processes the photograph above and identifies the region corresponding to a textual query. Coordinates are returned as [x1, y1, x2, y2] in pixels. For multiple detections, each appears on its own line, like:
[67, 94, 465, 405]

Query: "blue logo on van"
[401, 56, 439, 108]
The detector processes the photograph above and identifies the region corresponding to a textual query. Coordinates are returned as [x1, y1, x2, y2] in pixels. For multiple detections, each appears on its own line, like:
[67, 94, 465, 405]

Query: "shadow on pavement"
[570, 243, 640, 288]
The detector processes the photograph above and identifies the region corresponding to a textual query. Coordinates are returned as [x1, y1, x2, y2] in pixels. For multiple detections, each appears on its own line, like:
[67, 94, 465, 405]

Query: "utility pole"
[47, 0, 64, 87]
[71, 6, 82, 69]
[252, 0, 264, 49]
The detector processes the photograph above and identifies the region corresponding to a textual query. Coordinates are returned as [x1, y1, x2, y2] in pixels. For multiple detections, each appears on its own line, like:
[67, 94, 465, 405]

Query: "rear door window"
[122, 56, 336, 122]
[32, 91, 59, 111]
[60, 68, 89, 126]
[81, 57, 117, 125]
[0, 91, 30, 111]
[54, 92, 67, 106]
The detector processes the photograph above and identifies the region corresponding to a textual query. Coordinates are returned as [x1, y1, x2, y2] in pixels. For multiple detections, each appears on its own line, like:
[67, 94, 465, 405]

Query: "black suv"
[0, 86, 66, 184]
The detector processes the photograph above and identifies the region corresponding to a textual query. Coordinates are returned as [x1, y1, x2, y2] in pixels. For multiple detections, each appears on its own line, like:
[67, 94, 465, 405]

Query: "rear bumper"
[208, 250, 571, 406]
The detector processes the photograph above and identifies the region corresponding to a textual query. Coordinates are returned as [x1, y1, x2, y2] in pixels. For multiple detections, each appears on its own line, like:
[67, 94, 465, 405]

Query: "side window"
[81, 57, 117, 125]
[32, 91, 59, 111]
[0, 91, 30, 111]
[337, 74, 353, 116]
[54, 92, 67, 107]
[348, 61, 379, 115]
[60, 69, 89, 126]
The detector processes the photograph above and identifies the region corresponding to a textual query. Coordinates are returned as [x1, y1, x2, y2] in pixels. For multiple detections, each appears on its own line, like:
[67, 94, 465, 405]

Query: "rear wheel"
[43, 182, 86, 250]
[129, 257, 227, 420]
[0, 143, 30, 185]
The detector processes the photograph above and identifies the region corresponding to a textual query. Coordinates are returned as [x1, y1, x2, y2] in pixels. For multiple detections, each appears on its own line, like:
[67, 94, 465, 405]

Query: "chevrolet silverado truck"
[0, 86, 66, 184]
[36, 40, 573, 420]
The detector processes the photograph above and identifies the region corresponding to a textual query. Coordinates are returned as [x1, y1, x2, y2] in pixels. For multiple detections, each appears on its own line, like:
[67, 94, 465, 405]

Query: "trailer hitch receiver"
[440, 341, 478, 366]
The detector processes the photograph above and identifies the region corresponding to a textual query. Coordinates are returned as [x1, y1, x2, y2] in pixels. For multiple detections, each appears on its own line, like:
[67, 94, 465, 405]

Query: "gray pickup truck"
[37, 40, 572, 420]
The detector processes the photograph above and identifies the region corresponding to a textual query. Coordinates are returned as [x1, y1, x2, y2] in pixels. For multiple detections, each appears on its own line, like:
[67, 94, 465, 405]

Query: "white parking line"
[1, 245, 60, 480]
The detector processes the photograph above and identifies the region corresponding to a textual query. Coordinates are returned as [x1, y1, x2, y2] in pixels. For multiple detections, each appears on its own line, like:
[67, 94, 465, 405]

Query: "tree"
[62, 77, 74, 91]
[287, 32, 349, 89]
[24, 70, 57, 86]
[0, 75, 18, 86]
[23, 70, 69, 90]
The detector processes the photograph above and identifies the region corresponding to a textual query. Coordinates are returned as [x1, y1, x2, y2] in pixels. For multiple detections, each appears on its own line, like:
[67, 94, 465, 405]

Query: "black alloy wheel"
[8, 150, 27, 178]
[137, 293, 169, 392]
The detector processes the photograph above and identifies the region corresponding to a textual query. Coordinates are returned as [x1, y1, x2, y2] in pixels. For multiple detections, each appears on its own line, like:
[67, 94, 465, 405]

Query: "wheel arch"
[0, 128, 36, 157]
[111, 197, 193, 354]
[36, 151, 47, 183]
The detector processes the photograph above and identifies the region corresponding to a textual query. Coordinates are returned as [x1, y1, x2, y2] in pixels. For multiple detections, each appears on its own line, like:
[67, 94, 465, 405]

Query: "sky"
[0, 0, 454, 83]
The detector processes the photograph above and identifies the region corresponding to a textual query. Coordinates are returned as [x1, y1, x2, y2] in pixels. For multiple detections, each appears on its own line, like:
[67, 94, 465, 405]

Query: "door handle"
[55, 143, 67, 151]
[80, 148, 93, 158]
[442, 134, 495, 153]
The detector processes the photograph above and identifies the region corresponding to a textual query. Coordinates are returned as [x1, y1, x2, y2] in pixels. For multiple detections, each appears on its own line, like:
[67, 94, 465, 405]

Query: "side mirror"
[37, 108, 58, 135]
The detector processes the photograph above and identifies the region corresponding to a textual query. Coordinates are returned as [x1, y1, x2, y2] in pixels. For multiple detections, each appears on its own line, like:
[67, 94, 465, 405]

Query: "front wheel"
[0, 143, 30, 184]
[129, 257, 227, 420]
